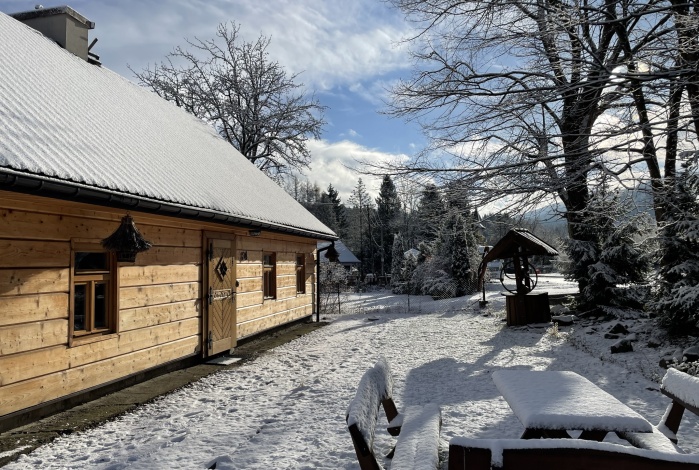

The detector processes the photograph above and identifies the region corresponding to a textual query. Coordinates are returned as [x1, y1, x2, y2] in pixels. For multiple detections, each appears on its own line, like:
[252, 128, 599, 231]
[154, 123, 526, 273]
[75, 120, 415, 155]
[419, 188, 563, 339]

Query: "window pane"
[94, 282, 108, 328]
[74, 284, 86, 331]
[297, 271, 305, 293]
[263, 254, 273, 267]
[296, 255, 305, 293]
[75, 252, 108, 271]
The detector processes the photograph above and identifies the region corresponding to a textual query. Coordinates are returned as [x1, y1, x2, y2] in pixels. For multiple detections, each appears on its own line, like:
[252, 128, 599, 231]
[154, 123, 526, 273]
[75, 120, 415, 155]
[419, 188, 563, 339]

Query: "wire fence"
[317, 264, 498, 318]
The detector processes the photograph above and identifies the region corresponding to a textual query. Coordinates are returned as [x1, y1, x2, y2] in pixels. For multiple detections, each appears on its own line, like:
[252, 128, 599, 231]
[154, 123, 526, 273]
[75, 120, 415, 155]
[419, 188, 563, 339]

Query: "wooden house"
[0, 7, 336, 430]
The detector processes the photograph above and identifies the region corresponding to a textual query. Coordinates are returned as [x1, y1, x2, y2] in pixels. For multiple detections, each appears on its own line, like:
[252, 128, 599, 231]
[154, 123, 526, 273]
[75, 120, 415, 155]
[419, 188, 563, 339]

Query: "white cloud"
[347, 78, 397, 106]
[301, 139, 409, 201]
[72, 0, 412, 93]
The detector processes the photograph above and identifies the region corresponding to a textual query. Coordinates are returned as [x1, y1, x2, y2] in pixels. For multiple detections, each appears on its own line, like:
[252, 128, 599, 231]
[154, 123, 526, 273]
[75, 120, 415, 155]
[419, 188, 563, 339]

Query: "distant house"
[0, 7, 336, 430]
[317, 240, 360, 268]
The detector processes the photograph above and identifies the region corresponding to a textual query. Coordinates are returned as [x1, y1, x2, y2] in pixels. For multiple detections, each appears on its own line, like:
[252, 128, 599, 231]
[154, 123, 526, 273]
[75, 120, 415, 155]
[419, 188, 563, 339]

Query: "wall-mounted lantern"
[316, 241, 340, 322]
[101, 214, 152, 262]
[324, 242, 340, 263]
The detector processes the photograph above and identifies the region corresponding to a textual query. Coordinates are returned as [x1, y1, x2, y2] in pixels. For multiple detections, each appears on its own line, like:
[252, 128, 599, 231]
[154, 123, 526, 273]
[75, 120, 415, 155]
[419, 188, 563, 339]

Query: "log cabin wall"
[235, 237, 315, 339]
[0, 191, 317, 420]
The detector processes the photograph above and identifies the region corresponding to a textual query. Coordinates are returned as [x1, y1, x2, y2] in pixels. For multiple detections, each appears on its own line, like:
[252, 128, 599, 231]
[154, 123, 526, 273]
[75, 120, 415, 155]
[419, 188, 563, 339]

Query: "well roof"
[482, 228, 559, 263]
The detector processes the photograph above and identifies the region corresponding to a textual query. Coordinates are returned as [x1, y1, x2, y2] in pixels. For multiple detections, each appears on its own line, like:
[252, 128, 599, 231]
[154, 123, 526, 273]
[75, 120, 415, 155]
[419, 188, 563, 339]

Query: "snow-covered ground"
[6, 275, 699, 469]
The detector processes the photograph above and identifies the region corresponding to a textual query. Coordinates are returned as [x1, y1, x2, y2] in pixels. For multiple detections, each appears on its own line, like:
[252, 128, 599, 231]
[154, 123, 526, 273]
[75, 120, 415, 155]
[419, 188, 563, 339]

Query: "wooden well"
[504, 292, 552, 326]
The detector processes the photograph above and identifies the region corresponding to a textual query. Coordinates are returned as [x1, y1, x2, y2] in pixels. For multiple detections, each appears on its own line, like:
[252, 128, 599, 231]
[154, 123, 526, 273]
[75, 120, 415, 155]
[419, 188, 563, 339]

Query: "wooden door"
[205, 237, 237, 356]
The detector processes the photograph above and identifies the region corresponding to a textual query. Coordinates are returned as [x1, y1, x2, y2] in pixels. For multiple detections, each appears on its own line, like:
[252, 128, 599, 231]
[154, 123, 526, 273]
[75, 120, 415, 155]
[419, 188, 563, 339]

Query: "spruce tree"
[327, 184, 349, 239]
[376, 176, 401, 277]
[348, 179, 375, 276]
[570, 189, 652, 312]
[654, 167, 699, 332]
[416, 184, 445, 243]
[390, 233, 405, 292]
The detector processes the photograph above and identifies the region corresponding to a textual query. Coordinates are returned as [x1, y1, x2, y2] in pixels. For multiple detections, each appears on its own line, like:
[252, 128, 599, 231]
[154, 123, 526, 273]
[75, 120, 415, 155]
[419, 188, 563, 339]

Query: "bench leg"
[663, 402, 685, 437]
[579, 430, 607, 441]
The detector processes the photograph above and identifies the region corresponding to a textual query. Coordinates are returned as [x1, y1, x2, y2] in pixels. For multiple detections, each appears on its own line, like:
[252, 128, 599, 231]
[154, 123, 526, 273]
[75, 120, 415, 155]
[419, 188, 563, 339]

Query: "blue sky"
[2, 0, 424, 201]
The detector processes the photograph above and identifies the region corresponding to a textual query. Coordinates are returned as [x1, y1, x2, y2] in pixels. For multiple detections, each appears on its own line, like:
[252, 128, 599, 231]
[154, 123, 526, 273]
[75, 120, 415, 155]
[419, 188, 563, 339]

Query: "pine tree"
[327, 184, 349, 239]
[313, 191, 337, 231]
[444, 180, 473, 220]
[416, 184, 445, 243]
[390, 233, 405, 291]
[654, 167, 699, 332]
[348, 178, 375, 277]
[376, 175, 402, 277]
[450, 218, 472, 296]
[569, 189, 652, 312]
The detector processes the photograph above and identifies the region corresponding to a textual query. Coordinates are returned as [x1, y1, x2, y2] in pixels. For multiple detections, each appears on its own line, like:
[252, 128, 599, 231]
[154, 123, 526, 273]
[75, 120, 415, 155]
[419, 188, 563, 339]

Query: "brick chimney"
[11, 5, 96, 62]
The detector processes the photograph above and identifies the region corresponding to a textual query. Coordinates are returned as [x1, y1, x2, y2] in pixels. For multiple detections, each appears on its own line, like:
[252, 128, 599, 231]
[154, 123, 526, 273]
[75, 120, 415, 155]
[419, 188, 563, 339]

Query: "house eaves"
[0, 12, 336, 242]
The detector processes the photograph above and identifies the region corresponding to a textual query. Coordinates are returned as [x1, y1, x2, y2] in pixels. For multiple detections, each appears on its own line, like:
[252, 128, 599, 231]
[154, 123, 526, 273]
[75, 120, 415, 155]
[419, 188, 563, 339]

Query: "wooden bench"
[618, 368, 699, 453]
[346, 357, 442, 469]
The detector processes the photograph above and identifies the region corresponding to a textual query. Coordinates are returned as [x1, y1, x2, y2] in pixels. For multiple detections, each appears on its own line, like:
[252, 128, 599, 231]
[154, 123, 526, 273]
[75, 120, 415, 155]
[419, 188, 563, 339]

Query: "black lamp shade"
[102, 215, 152, 262]
[324, 243, 340, 263]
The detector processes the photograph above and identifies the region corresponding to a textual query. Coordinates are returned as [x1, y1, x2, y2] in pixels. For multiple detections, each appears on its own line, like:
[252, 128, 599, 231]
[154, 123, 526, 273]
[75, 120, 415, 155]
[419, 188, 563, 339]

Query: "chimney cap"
[10, 5, 95, 29]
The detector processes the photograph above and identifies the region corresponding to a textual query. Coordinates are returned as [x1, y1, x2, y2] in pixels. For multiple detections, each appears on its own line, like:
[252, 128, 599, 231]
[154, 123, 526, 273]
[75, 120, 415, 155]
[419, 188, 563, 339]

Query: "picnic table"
[491, 370, 653, 440]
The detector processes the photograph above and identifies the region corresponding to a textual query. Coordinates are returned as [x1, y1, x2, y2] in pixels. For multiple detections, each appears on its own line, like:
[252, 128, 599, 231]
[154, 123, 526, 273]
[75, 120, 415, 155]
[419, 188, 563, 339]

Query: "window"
[296, 254, 306, 294]
[263, 252, 276, 299]
[72, 250, 116, 337]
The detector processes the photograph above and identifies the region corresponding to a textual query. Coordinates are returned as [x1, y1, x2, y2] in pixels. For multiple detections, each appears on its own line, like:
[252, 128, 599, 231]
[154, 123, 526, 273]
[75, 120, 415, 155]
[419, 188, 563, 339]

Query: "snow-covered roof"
[318, 240, 360, 265]
[0, 13, 336, 240]
[483, 228, 559, 262]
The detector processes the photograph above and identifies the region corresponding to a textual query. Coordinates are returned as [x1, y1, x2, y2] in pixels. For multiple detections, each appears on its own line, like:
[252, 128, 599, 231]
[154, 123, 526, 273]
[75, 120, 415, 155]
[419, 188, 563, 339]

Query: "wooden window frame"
[296, 253, 306, 295]
[70, 241, 118, 345]
[263, 252, 276, 300]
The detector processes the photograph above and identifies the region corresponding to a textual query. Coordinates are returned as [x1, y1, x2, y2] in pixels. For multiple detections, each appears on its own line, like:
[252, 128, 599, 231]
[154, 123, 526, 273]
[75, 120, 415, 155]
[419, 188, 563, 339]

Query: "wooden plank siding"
[0, 337, 200, 416]
[0, 190, 319, 418]
[233, 236, 315, 334]
[238, 305, 313, 339]
[0, 194, 203, 417]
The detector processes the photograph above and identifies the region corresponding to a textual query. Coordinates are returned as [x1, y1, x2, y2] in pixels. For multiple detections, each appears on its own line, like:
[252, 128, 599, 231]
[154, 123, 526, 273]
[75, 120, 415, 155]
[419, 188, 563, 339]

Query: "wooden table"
[492, 370, 653, 440]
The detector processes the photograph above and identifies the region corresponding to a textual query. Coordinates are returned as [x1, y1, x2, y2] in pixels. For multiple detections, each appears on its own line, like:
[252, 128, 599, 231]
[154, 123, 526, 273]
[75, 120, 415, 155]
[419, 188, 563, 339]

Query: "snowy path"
[7, 284, 699, 469]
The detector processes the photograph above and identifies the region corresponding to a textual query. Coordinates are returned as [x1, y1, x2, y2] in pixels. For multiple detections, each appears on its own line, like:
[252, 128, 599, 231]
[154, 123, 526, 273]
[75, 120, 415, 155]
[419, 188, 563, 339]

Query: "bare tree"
[132, 22, 325, 180]
[382, 0, 698, 242]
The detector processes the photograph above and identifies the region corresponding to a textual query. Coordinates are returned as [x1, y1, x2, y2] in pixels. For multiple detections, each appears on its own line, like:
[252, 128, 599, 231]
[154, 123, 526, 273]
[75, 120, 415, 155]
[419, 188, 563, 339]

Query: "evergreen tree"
[450, 216, 473, 296]
[376, 175, 402, 277]
[390, 233, 405, 290]
[416, 184, 445, 243]
[312, 191, 337, 231]
[584, 215, 653, 311]
[568, 189, 653, 312]
[348, 178, 375, 276]
[654, 166, 699, 333]
[327, 184, 349, 239]
[444, 180, 473, 220]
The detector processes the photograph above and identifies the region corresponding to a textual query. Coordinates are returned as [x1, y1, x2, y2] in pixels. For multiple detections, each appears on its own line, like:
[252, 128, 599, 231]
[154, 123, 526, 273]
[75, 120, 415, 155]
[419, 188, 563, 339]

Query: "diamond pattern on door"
[207, 238, 236, 356]
[215, 257, 229, 280]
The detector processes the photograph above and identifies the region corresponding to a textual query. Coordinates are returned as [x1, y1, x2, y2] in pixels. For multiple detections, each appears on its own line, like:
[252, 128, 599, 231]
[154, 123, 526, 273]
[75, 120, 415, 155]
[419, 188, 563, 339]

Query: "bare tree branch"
[130, 22, 326, 180]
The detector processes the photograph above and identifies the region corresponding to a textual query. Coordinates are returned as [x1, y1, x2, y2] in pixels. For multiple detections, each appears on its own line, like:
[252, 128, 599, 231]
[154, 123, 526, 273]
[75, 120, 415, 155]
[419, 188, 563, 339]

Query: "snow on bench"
[346, 357, 441, 469]
[391, 404, 442, 470]
[448, 437, 699, 470]
[619, 368, 699, 453]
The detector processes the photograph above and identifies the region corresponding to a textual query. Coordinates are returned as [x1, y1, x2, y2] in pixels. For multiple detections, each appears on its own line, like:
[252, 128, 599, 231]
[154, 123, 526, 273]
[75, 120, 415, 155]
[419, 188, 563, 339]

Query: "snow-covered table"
[492, 370, 653, 440]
